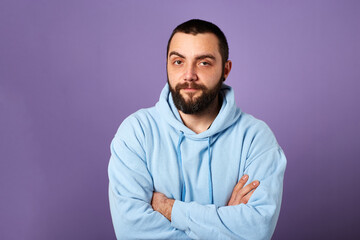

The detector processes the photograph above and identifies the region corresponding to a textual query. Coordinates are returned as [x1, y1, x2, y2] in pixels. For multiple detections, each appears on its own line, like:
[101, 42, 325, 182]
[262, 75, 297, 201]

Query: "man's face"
[167, 32, 227, 114]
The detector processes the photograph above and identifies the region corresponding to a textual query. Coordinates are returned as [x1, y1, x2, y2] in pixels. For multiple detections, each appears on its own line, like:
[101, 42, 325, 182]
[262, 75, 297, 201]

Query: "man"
[108, 19, 286, 240]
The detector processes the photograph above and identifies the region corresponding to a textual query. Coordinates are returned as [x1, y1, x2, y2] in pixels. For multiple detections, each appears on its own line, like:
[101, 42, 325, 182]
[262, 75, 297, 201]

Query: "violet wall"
[1, 0, 359, 239]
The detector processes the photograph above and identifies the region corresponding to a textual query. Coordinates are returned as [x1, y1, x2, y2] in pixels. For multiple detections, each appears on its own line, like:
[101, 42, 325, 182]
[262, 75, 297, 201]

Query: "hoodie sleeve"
[170, 124, 287, 240]
[108, 115, 189, 240]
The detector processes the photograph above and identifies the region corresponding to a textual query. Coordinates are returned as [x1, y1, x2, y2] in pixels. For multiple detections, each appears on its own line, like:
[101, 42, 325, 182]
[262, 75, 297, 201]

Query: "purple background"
[1, 0, 359, 239]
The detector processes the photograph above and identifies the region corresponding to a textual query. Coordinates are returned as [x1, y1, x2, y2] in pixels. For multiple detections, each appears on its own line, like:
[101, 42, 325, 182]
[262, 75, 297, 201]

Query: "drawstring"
[208, 137, 213, 204]
[176, 132, 213, 204]
[176, 131, 185, 201]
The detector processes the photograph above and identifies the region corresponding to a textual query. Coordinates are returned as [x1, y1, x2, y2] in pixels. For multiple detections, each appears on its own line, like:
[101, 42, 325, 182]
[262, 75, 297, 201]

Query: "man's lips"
[176, 83, 205, 93]
[180, 85, 202, 90]
[182, 88, 199, 91]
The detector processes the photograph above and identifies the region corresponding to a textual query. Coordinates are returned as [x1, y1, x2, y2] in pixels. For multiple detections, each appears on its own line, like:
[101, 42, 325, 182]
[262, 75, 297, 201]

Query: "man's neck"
[178, 95, 221, 134]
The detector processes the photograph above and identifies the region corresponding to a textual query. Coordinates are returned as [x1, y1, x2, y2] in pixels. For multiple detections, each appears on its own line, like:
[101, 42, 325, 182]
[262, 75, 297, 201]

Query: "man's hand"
[227, 174, 259, 206]
[151, 174, 258, 220]
[151, 192, 175, 221]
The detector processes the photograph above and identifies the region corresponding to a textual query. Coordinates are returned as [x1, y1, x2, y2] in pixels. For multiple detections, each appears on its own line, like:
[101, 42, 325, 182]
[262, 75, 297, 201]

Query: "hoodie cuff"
[171, 200, 189, 231]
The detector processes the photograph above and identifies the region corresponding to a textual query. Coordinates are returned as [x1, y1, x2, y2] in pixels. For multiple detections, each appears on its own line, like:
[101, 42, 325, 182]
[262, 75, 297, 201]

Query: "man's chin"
[180, 89, 202, 99]
[181, 95, 200, 104]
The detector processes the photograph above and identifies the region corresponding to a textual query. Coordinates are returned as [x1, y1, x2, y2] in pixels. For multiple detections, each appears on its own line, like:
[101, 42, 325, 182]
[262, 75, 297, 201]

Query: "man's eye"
[200, 62, 210, 66]
[174, 60, 182, 65]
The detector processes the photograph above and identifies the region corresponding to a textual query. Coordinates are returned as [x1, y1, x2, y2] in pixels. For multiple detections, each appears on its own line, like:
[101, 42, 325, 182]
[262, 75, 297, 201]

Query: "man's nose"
[184, 64, 198, 81]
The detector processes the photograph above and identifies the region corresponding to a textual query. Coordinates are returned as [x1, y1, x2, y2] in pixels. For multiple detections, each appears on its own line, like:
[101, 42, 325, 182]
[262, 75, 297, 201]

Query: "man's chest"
[145, 131, 248, 206]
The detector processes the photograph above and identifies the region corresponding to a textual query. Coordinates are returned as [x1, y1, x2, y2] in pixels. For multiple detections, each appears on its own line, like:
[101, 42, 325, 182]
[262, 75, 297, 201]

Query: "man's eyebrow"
[195, 54, 216, 61]
[168, 51, 216, 61]
[169, 51, 185, 58]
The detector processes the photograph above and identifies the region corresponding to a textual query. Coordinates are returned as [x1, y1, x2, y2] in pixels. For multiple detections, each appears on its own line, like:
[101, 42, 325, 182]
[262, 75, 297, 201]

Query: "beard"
[168, 77, 223, 114]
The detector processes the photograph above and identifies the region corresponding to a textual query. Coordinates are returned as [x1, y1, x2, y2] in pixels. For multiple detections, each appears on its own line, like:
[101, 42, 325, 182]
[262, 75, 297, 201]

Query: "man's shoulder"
[234, 111, 280, 146]
[236, 112, 271, 132]
[115, 106, 159, 136]
[126, 106, 158, 122]
[236, 112, 282, 154]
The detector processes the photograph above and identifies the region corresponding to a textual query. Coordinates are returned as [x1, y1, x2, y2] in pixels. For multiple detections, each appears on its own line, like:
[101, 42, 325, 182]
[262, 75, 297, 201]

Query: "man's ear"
[223, 60, 232, 81]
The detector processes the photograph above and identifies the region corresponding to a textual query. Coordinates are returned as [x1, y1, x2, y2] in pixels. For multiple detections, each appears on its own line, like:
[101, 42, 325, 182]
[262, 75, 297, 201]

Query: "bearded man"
[108, 19, 286, 240]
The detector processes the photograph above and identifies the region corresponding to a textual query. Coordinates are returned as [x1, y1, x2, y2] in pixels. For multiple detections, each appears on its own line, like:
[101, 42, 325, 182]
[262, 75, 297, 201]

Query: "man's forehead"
[168, 32, 220, 57]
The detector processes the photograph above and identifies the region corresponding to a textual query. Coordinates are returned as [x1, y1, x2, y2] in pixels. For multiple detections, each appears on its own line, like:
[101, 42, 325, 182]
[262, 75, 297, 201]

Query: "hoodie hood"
[155, 83, 242, 139]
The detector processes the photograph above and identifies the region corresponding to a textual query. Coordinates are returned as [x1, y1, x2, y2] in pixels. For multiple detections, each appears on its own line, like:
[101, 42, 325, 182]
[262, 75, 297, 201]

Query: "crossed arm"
[110, 142, 285, 239]
[151, 174, 260, 221]
[109, 118, 286, 239]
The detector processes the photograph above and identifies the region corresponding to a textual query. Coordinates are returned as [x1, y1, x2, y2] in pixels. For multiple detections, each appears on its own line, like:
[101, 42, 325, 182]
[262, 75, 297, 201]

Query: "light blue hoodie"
[108, 83, 286, 240]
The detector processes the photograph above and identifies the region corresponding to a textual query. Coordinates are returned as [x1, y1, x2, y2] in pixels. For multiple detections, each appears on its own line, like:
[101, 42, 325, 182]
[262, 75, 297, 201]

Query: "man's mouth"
[176, 83, 205, 96]
[179, 84, 203, 90]
[183, 87, 199, 91]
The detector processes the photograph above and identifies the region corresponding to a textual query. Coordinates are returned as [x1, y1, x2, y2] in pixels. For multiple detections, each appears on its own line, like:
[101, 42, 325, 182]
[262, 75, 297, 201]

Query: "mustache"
[175, 82, 207, 91]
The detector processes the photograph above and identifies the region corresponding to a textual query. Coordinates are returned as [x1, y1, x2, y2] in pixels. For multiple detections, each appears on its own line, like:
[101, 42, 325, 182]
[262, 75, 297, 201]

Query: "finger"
[228, 175, 248, 205]
[228, 175, 249, 205]
[233, 175, 249, 192]
[240, 189, 255, 204]
[233, 180, 259, 205]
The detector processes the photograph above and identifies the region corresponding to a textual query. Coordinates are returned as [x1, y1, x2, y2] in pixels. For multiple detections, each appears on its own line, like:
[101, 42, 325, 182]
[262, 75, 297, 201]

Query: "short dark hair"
[166, 19, 229, 66]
